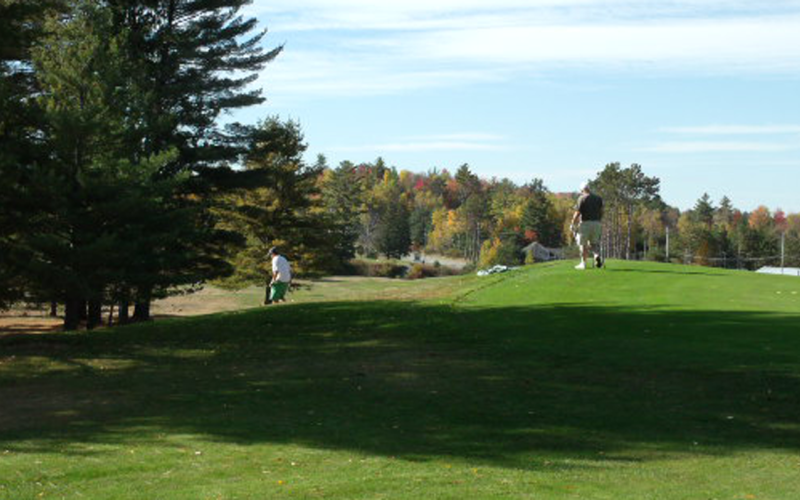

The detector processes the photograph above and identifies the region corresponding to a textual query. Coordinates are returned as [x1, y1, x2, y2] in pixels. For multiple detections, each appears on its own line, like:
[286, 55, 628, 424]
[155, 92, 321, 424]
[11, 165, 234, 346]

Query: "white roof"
[756, 267, 800, 277]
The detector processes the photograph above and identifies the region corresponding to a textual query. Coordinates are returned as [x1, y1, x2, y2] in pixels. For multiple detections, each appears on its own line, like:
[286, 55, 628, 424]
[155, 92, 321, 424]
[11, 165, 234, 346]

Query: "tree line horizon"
[2, 1, 798, 331]
[309, 157, 798, 270]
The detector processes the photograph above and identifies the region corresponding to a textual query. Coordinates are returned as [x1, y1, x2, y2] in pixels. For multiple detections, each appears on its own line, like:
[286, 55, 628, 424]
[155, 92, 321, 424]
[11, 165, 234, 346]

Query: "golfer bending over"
[571, 182, 604, 270]
[266, 247, 292, 304]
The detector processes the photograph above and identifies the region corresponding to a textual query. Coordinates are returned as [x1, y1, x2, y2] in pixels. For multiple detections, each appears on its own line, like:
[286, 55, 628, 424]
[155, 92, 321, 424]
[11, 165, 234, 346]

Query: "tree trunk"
[626, 205, 633, 260]
[49, 301, 58, 317]
[133, 300, 151, 322]
[64, 297, 81, 331]
[87, 300, 102, 330]
[615, 211, 619, 258]
[118, 301, 129, 324]
[78, 300, 88, 321]
[108, 302, 115, 327]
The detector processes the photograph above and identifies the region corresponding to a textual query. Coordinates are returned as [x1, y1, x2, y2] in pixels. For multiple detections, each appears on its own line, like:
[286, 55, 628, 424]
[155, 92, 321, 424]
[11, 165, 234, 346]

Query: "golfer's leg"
[272, 282, 288, 302]
[575, 244, 586, 269]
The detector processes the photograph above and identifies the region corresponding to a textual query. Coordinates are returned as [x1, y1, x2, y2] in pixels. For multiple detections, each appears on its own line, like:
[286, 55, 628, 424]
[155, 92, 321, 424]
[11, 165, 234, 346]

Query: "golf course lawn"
[2, 261, 800, 499]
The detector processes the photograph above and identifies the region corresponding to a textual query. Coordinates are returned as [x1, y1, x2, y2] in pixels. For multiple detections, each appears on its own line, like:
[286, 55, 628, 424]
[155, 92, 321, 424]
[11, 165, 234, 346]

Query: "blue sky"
[235, 0, 800, 212]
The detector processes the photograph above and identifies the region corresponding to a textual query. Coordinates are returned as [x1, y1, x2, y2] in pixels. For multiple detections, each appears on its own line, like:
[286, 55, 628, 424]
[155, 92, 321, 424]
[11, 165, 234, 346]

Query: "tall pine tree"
[320, 160, 365, 265]
[0, 0, 64, 308]
[214, 118, 335, 286]
[25, 0, 190, 329]
[104, 0, 283, 319]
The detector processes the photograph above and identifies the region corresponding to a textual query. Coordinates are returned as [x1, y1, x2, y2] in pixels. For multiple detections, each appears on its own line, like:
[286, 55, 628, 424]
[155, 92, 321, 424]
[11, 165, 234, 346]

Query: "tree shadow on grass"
[1, 300, 799, 470]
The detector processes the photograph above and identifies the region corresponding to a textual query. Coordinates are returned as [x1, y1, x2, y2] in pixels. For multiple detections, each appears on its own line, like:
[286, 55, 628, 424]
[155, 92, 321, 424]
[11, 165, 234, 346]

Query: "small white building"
[521, 242, 563, 262]
[756, 266, 800, 277]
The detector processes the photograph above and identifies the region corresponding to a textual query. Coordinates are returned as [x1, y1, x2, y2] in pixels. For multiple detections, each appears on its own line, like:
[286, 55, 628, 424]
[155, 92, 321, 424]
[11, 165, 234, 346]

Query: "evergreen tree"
[409, 206, 432, 249]
[10, 0, 256, 328]
[215, 118, 335, 285]
[0, 0, 64, 308]
[520, 179, 560, 248]
[22, 1, 133, 328]
[21, 1, 206, 328]
[320, 160, 364, 265]
[693, 193, 716, 228]
[454, 163, 480, 207]
[741, 225, 779, 270]
[715, 195, 734, 229]
[102, 0, 283, 319]
[375, 199, 411, 259]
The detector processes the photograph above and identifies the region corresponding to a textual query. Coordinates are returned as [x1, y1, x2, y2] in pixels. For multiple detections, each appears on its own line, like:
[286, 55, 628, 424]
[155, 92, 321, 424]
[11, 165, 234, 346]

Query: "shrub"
[349, 259, 408, 278]
[479, 237, 522, 268]
[407, 263, 428, 280]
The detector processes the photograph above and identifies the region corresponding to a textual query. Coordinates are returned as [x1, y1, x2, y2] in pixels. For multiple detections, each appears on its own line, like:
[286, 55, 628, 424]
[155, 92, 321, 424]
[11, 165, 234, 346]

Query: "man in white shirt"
[265, 247, 292, 304]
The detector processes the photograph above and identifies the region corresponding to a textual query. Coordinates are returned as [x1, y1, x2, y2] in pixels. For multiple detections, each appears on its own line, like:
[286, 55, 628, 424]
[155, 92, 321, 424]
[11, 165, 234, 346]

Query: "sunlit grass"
[1, 261, 799, 499]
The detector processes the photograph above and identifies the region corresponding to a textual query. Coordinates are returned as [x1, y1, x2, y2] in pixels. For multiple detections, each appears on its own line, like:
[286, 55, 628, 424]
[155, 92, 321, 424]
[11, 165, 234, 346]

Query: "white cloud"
[640, 141, 796, 153]
[260, 49, 506, 100]
[247, 1, 800, 31]
[253, 0, 800, 99]
[662, 124, 800, 135]
[249, 0, 800, 103]
[401, 16, 800, 71]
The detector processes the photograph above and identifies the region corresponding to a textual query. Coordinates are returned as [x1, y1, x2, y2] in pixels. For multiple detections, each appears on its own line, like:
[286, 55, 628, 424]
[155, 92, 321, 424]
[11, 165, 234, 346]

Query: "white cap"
[579, 181, 590, 192]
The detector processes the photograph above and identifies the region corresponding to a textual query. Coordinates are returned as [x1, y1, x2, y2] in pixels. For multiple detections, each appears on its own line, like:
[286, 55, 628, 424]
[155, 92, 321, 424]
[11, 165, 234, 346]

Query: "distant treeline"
[313, 159, 800, 273]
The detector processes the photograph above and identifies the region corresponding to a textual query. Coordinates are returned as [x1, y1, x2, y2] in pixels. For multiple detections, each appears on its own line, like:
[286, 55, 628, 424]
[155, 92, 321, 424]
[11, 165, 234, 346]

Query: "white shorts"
[577, 220, 602, 247]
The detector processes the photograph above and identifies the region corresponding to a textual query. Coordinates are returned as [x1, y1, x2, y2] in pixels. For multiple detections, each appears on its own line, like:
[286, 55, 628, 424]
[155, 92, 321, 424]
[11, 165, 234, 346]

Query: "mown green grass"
[2, 261, 800, 499]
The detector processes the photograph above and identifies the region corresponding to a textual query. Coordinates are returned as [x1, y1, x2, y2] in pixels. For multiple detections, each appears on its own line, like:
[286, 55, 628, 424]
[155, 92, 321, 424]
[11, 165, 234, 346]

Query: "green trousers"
[270, 281, 289, 302]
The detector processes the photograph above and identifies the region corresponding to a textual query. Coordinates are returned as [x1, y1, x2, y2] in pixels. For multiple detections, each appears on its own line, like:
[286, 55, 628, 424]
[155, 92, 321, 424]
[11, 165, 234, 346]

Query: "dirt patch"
[150, 286, 262, 317]
[0, 275, 462, 336]
[0, 317, 62, 337]
[0, 286, 263, 336]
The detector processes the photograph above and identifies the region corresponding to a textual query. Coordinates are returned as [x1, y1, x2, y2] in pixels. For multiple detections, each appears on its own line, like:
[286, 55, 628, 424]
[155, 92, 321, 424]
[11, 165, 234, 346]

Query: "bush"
[479, 237, 522, 268]
[346, 258, 464, 280]
[646, 247, 667, 262]
[406, 263, 461, 279]
[524, 251, 536, 265]
[407, 263, 429, 280]
[349, 259, 408, 278]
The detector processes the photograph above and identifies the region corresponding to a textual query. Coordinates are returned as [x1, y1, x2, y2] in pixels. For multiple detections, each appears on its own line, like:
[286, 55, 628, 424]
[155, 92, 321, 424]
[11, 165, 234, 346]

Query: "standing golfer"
[266, 247, 292, 304]
[571, 182, 604, 270]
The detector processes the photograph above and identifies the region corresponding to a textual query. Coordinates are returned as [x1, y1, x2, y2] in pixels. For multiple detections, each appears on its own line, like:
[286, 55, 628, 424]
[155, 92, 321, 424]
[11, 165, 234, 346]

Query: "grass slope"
[1, 261, 800, 499]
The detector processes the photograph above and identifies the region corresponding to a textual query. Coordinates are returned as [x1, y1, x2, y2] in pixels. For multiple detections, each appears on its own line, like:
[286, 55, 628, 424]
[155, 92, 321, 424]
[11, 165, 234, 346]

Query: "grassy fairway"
[2, 261, 800, 499]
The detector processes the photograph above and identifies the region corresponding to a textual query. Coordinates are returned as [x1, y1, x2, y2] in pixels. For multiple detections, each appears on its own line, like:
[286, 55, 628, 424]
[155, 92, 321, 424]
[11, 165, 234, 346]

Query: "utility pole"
[781, 231, 786, 274]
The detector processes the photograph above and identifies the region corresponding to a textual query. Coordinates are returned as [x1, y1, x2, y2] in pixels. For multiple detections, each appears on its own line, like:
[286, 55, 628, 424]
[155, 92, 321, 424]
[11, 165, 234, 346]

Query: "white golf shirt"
[272, 255, 292, 283]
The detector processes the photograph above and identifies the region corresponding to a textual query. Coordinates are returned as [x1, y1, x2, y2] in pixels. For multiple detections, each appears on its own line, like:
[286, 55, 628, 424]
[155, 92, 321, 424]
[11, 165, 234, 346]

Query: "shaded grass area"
[1, 261, 800, 498]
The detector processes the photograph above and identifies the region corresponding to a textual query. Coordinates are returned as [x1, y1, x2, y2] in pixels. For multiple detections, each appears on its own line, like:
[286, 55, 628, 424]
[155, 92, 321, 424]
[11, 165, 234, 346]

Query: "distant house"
[756, 266, 800, 277]
[521, 242, 562, 262]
